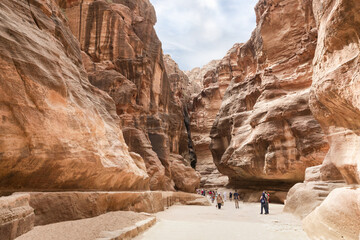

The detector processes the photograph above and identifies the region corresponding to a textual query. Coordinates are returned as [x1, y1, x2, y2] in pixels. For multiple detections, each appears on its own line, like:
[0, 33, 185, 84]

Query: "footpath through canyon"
[0, 0, 360, 239]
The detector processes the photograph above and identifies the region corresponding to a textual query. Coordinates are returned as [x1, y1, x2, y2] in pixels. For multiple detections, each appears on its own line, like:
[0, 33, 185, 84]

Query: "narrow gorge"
[0, 0, 359, 239]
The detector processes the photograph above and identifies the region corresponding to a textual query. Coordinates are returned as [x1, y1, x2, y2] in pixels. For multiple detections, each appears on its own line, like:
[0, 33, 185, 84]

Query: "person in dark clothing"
[260, 191, 269, 214]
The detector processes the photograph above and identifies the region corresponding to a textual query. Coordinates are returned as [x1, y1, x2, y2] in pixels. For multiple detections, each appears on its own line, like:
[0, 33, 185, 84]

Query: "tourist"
[223, 191, 227, 201]
[260, 191, 269, 214]
[233, 190, 239, 209]
[216, 193, 223, 209]
[265, 191, 270, 213]
[229, 192, 233, 201]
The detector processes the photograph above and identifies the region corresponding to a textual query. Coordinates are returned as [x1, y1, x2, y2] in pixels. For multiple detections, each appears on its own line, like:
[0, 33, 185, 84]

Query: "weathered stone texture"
[186, 60, 221, 98]
[209, 0, 328, 190]
[188, 47, 241, 187]
[286, 0, 360, 238]
[310, 0, 360, 185]
[61, 0, 198, 191]
[0, 0, 149, 191]
[303, 187, 360, 240]
[26, 191, 209, 226]
[0, 194, 34, 240]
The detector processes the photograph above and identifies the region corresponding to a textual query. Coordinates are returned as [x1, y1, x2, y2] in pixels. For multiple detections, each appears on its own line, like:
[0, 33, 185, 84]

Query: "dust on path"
[134, 201, 309, 240]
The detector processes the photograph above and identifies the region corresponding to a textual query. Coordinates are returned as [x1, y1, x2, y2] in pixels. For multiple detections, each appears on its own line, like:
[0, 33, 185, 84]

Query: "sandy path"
[16, 211, 150, 240]
[134, 201, 309, 240]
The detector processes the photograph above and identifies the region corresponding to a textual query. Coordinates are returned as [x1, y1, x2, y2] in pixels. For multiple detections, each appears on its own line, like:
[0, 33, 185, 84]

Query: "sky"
[151, 0, 258, 71]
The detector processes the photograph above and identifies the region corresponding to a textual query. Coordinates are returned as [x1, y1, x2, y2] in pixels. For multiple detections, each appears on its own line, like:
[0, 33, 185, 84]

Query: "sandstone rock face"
[169, 154, 200, 193]
[0, 0, 149, 191]
[285, 154, 347, 215]
[0, 194, 34, 240]
[284, 160, 346, 219]
[209, 0, 329, 190]
[163, 54, 191, 105]
[163, 54, 197, 169]
[188, 47, 242, 188]
[285, 0, 360, 237]
[185, 60, 221, 98]
[62, 0, 195, 191]
[26, 191, 209, 226]
[303, 188, 360, 240]
[310, 0, 360, 185]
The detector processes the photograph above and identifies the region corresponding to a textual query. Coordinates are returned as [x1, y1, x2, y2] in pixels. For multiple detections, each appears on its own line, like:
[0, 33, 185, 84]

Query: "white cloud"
[151, 0, 258, 70]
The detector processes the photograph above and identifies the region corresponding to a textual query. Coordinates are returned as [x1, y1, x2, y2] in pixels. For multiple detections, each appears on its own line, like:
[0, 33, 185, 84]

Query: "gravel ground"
[17, 211, 151, 240]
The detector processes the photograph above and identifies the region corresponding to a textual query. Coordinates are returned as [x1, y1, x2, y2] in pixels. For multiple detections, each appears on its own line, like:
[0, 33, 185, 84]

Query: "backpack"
[260, 197, 265, 204]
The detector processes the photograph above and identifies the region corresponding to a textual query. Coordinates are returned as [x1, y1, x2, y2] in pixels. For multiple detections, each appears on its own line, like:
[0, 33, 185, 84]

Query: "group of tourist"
[197, 189, 270, 213]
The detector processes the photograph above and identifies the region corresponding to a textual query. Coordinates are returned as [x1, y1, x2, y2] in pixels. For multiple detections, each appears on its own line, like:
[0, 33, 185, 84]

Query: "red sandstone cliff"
[0, 0, 149, 191]
[285, 0, 360, 238]
[209, 0, 329, 190]
[187, 47, 242, 187]
[60, 0, 199, 192]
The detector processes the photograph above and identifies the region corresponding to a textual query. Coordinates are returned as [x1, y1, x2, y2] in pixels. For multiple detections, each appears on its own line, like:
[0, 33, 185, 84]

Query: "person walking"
[216, 194, 223, 209]
[265, 191, 270, 214]
[229, 192, 233, 201]
[260, 191, 269, 214]
[233, 190, 239, 209]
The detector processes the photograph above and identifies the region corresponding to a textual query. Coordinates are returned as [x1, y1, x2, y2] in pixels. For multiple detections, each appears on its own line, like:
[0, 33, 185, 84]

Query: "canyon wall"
[209, 0, 329, 190]
[60, 0, 199, 192]
[187, 48, 242, 187]
[0, 0, 149, 191]
[286, 0, 360, 238]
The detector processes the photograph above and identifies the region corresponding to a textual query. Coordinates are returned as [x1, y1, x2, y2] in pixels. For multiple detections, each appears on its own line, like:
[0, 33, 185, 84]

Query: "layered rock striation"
[61, 0, 199, 191]
[187, 47, 242, 187]
[285, 0, 360, 238]
[0, 0, 149, 191]
[209, 0, 329, 190]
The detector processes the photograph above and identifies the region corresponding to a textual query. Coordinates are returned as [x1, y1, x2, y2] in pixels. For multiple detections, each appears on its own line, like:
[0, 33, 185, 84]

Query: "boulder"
[169, 154, 201, 193]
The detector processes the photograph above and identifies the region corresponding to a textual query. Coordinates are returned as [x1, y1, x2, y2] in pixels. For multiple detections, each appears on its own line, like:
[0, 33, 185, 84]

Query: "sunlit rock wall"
[61, 0, 199, 191]
[0, 0, 149, 191]
[210, 0, 329, 190]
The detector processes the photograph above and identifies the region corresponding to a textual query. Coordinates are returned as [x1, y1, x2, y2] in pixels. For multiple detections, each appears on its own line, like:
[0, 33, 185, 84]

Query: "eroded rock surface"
[284, 163, 346, 219]
[287, 0, 360, 238]
[209, 0, 328, 190]
[0, 0, 149, 191]
[310, 0, 360, 185]
[303, 187, 360, 240]
[169, 154, 201, 193]
[188, 47, 242, 187]
[61, 0, 197, 191]
[26, 191, 209, 226]
[0, 194, 34, 240]
[186, 59, 221, 98]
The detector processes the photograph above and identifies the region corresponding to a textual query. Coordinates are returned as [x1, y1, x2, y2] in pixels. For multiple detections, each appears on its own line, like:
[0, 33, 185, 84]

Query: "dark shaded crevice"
[27, 0, 41, 30]
[78, 0, 83, 41]
[183, 107, 197, 169]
